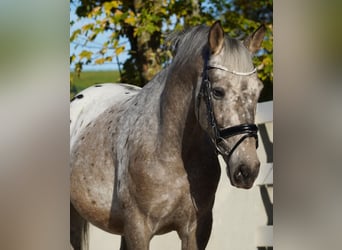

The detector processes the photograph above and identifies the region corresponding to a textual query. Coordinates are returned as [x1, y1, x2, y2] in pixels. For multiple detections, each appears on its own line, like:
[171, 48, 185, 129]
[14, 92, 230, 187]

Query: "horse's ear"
[243, 25, 266, 53]
[209, 21, 224, 55]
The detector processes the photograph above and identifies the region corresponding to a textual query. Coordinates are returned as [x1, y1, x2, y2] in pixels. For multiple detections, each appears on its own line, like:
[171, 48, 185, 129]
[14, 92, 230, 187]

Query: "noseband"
[197, 55, 259, 161]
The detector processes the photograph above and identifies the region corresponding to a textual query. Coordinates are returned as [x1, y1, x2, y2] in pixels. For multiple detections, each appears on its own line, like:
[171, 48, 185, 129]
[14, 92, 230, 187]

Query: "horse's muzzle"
[227, 160, 260, 189]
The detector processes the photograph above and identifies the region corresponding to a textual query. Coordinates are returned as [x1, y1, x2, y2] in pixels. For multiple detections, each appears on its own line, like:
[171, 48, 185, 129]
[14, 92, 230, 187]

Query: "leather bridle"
[197, 54, 259, 160]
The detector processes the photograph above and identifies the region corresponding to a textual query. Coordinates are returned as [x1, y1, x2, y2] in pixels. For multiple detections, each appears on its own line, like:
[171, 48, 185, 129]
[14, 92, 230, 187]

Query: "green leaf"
[89, 33, 97, 41]
[70, 54, 76, 64]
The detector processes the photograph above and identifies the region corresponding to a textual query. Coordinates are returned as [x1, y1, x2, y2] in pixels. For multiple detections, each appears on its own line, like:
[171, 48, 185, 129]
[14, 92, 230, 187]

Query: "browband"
[208, 64, 257, 76]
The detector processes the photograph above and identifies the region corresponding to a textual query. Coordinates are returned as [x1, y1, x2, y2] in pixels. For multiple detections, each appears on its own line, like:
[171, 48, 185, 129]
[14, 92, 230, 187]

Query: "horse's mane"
[166, 24, 252, 71]
[166, 25, 209, 65]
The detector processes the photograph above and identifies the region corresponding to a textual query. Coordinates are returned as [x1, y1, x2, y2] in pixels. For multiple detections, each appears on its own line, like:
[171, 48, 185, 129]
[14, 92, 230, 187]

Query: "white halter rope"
[208, 64, 257, 76]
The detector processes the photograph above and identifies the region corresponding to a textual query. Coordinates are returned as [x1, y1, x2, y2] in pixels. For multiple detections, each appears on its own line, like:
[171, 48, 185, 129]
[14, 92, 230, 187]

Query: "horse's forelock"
[220, 38, 254, 72]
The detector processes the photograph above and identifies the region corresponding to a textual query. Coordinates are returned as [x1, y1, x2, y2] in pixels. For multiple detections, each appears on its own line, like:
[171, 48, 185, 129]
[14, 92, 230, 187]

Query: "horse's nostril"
[239, 165, 250, 178]
[234, 165, 249, 182]
[232, 162, 259, 188]
[236, 171, 242, 179]
[241, 169, 249, 178]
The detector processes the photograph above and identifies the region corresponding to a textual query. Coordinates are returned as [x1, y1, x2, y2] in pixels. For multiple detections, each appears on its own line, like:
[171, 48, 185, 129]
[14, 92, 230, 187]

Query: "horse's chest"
[124, 161, 195, 219]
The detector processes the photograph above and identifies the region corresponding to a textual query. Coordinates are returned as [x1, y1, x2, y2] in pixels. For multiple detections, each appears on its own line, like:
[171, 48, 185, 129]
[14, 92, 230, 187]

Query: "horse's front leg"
[182, 234, 197, 250]
[179, 226, 198, 250]
[179, 212, 213, 250]
[195, 212, 213, 250]
[119, 236, 127, 250]
[123, 210, 152, 250]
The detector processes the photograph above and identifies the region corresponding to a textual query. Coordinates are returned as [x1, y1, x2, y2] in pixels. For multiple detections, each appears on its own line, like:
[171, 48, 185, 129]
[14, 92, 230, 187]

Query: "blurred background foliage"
[70, 0, 272, 101]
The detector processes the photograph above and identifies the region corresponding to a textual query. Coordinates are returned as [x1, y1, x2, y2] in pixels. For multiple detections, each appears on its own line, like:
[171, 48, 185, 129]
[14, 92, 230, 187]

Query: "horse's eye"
[212, 87, 225, 99]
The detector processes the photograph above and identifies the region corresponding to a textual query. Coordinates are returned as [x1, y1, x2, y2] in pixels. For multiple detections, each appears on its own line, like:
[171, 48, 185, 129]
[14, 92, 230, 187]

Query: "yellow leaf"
[103, 4, 111, 15]
[124, 16, 135, 25]
[113, 40, 119, 48]
[82, 23, 94, 32]
[263, 57, 272, 66]
[99, 47, 107, 55]
[89, 6, 101, 18]
[103, 1, 120, 15]
[115, 46, 125, 56]
[112, 1, 120, 8]
[160, 7, 167, 15]
[115, 9, 123, 17]
[70, 29, 81, 42]
[79, 50, 93, 60]
[133, 27, 139, 37]
[95, 58, 105, 64]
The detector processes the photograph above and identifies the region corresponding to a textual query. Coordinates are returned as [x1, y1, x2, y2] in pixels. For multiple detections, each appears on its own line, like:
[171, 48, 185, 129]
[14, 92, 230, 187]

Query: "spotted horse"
[70, 21, 266, 250]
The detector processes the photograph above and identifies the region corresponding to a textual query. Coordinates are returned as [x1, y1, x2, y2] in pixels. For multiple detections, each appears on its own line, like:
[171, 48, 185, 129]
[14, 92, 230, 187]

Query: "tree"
[70, 0, 273, 99]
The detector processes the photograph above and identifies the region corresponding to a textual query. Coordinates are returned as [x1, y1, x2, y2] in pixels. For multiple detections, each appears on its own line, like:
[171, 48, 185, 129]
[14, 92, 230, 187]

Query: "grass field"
[70, 70, 120, 98]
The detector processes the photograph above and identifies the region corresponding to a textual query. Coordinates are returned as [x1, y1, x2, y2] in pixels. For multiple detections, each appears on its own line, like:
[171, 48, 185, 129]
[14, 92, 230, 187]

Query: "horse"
[70, 21, 266, 250]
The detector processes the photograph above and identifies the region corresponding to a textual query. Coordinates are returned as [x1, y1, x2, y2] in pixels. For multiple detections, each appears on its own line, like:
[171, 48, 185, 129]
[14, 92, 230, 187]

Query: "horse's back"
[70, 83, 141, 151]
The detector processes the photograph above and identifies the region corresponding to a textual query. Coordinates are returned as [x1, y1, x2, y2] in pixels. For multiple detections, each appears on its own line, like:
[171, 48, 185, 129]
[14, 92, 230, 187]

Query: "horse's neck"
[157, 65, 201, 155]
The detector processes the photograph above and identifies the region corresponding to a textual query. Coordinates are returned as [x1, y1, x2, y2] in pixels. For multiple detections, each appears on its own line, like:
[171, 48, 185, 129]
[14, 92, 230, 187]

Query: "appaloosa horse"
[70, 21, 266, 250]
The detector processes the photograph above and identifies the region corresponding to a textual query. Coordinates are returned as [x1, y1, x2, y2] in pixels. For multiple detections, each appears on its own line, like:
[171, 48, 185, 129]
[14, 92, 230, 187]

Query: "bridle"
[197, 53, 259, 161]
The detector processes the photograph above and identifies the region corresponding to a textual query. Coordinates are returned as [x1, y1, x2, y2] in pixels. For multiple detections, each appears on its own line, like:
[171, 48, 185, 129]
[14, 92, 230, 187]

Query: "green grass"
[70, 70, 120, 98]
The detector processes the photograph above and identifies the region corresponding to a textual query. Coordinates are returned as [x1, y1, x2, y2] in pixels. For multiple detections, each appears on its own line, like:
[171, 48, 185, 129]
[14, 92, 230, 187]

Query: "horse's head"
[196, 21, 266, 189]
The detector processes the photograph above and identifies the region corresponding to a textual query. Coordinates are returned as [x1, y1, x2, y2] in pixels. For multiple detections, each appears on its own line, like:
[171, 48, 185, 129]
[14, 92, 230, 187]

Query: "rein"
[197, 54, 258, 160]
